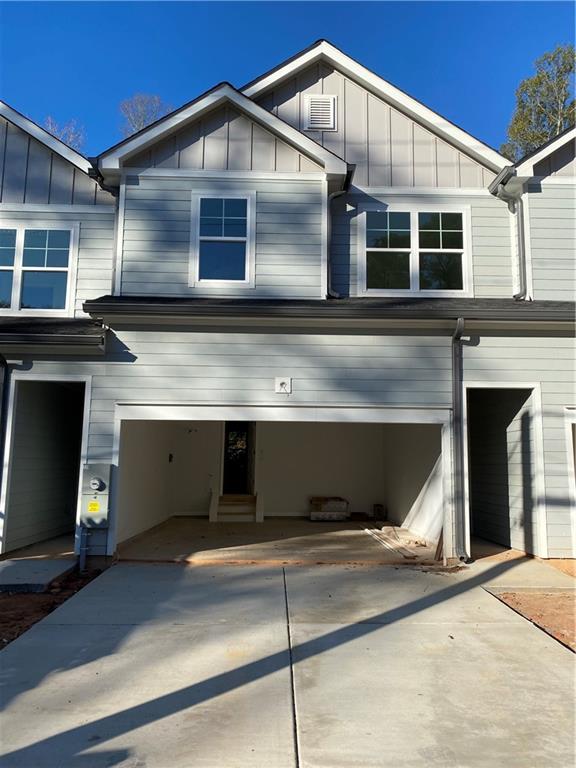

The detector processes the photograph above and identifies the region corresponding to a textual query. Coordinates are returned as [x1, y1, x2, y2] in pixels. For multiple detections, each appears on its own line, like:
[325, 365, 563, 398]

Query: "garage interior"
[1, 381, 85, 558]
[116, 420, 443, 563]
[467, 388, 537, 559]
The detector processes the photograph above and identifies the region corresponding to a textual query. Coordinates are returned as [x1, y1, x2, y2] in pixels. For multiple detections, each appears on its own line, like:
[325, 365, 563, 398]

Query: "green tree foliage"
[500, 44, 575, 161]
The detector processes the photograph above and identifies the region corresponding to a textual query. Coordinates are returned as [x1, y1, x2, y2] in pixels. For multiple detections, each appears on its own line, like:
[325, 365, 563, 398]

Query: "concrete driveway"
[0, 559, 574, 768]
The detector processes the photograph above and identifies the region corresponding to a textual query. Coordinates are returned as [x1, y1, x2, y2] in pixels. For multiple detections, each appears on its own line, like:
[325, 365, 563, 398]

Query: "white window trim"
[188, 192, 256, 290]
[356, 203, 473, 298]
[302, 94, 337, 132]
[0, 220, 79, 317]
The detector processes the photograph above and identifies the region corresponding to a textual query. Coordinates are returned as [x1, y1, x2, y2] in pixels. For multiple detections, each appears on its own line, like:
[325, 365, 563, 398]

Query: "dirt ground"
[0, 569, 101, 649]
[497, 591, 575, 652]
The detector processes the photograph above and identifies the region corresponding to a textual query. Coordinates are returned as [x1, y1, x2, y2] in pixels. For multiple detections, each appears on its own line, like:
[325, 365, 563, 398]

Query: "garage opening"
[1, 380, 85, 557]
[467, 388, 536, 558]
[116, 419, 443, 564]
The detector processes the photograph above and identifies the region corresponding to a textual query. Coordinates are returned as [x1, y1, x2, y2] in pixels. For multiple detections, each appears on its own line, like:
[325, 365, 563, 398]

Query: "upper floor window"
[0, 225, 76, 313]
[190, 193, 256, 288]
[359, 206, 470, 297]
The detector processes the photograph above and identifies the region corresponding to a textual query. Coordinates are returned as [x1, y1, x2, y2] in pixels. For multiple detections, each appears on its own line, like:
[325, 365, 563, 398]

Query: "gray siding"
[0, 117, 114, 206]
[121, 176, 324, 298]
[528, 182, 576, 301]
[0, 209, 116, 313]
[257, 63, 497, 189]
[463, 332, 576, 558]
[125, 106, 322, 173]
[4, 382, 83, 551]
[332, 191, 513, 298]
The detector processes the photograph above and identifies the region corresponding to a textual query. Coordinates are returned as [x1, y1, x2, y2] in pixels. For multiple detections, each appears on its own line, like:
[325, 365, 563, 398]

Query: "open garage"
[114, 411, 448, 564]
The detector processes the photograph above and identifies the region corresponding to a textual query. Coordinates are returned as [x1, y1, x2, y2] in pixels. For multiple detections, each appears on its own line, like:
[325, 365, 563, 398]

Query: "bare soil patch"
[497, 591, 575, 652]
[0, 569, 102, 649]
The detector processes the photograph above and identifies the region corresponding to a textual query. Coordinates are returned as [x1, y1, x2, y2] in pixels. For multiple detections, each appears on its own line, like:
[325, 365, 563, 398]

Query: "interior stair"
[216, 494, 257, 522]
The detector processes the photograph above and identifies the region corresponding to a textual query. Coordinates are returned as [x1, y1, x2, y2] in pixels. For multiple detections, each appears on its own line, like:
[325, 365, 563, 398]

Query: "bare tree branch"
[119, 94, 172, 137]
[43, 116, 85, 151]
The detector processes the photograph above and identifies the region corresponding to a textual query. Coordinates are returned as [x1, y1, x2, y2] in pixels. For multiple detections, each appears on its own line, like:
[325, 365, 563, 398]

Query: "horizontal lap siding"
[22, 328, 452, 458]
[528, 184, 576, 301]
[0, 209, 115, 313]
[332, 192, 513, 297]
[121, 177, 324, 298]
[463, 333, 576, 557]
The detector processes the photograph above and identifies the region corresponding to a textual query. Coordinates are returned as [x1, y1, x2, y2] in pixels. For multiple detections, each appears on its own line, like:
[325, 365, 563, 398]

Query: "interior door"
[222, 421, 254, 494]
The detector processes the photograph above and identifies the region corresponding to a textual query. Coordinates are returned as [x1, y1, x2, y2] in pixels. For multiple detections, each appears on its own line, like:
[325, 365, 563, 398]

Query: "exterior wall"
[120, 176, 325, 298]
[463, 331, 576, 558]
[527, 182, 576, 301]
[170, 421, 222, 515]
[0, 208, 116, 314]
[257, 421, 386, 516]
[0, 117, 114, 206]
[332, 190, 513, 298]
[532, 140, 576, 178]
[257, 63, 497, 189]
[125, 106, 322, 173]
[4, 381, 83, 551]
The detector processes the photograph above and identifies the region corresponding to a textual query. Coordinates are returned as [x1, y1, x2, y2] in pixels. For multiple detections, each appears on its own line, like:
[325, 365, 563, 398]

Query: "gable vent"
[303, 94, 337, 131]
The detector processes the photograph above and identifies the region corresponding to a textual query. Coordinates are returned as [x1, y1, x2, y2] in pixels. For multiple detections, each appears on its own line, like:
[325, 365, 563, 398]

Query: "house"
[0, 40, 573, 563]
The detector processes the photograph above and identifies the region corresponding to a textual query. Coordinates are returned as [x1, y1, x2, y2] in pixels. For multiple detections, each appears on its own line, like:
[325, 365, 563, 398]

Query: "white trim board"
[0, 373, 92, 556]
[0, 101, 92, 175]
[241, 40, 507, 173]
[563, 407, 576, 558]
[98, 84, 348, 177]
[462, 381, 548, 559]
[124, 169, 327, 182]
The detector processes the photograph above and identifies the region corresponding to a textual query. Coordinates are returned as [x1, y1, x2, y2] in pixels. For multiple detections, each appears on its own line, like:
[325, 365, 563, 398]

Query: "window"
[360, 208, 469, 296]
[190, 194, 255, 287]
[303, 95, 337, 131]
[0, 225, 75, 312]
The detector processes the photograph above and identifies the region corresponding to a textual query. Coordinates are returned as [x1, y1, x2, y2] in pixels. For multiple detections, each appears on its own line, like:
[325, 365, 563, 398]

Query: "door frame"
[462, 381, 547, 558]
[0, 372, 92, 555]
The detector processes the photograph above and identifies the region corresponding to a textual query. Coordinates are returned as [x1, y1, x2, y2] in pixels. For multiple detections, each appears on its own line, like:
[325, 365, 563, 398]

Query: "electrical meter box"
[80, 464, 111, 528]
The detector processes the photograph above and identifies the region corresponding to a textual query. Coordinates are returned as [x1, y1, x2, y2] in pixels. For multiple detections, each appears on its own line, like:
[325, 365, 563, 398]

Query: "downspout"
[452, 318, 470, 562]
[326, 165, 355, 299]
[0, 355, 9, 514]
[488, 168, 528, 301]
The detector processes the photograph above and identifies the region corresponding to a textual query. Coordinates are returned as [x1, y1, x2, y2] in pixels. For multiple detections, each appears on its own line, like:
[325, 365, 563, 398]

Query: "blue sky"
[0, 1, 573, 156]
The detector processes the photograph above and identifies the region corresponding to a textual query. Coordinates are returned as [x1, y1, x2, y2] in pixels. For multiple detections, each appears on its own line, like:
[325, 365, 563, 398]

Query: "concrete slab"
[41, 563, 288, 627]
[118, 518, 435, 565]
[0, 557, 74, 593]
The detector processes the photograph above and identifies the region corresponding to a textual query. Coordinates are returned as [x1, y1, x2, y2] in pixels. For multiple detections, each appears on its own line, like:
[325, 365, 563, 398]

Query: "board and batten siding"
[121, 176, 325, 298]
[125, 106, 322, 173]
[0, 209, 116, 313]
[331, 191, 513, 298]
[0, 117, 114, 206]
[463, 332, 576, 558]
[527, 182, 576, 302]
[257, 63, 497, 189]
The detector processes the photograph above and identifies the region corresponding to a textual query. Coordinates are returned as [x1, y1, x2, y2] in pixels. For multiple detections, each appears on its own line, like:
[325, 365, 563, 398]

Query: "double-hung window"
[360, 206, 470, 296]
[190, 194, 255, 287]
[0, 224, 76, 313]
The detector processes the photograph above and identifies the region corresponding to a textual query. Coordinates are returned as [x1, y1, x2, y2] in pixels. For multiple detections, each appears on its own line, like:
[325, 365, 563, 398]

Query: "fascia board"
[515, 127, 576, 174]
[0, 101, 92, 175]
[242, 41, 508, 173]
[99, 85, 347, 175]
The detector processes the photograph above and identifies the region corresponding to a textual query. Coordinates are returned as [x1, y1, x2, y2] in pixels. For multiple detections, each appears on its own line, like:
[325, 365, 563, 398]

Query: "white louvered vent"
[303, 94, 337, 131]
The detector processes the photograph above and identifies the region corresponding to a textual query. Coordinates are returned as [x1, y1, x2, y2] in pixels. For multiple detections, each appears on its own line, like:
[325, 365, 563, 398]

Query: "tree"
[500, 44, 575, 161]
[119, 94, 172, 137]
[43, 116, 85, 151]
